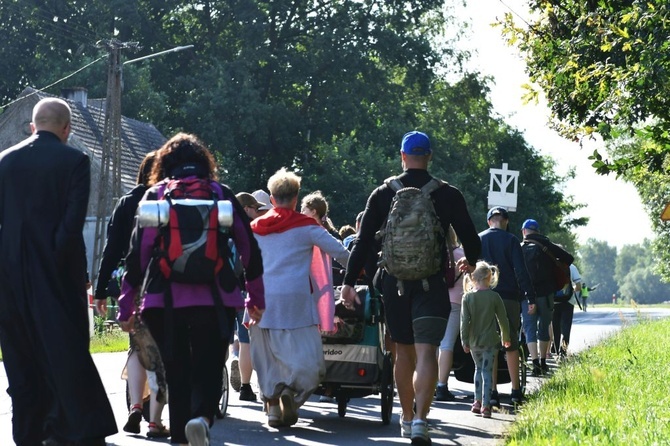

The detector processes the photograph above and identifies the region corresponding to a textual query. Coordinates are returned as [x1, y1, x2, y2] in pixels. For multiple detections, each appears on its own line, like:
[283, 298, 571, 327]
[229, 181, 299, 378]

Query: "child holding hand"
[460, 261, 511, 418]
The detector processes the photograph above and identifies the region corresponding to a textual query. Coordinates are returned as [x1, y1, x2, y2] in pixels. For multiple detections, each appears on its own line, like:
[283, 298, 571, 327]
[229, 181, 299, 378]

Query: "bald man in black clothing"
[0, 98, 117, 446]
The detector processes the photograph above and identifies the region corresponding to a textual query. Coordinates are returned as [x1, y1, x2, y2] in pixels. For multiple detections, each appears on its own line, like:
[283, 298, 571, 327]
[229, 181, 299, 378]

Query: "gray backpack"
[377, 176, 445, 293]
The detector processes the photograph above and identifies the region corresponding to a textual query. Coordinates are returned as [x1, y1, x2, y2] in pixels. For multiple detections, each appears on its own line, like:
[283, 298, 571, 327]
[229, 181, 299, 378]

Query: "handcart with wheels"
[314, 284, 394, 425]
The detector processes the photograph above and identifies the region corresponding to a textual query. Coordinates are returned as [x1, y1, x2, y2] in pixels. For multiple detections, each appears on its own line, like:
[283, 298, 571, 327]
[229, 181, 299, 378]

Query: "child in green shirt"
[460, 261, 511, 418]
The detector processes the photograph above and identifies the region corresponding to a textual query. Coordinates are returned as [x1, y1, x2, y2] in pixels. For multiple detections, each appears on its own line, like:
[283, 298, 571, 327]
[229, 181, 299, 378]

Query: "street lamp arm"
[123, 45, 194, 66]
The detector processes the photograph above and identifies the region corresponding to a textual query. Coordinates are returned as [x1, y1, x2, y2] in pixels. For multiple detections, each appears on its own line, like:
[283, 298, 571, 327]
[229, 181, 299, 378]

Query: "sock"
[241, 383, 252, 390]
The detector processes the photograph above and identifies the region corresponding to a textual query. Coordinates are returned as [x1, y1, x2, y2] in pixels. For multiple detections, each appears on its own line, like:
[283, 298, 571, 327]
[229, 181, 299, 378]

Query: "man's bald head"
[31, 98, 72, 142]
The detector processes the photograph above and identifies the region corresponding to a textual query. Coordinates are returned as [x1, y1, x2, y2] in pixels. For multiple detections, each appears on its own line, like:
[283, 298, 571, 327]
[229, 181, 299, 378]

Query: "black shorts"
[381, 272, 450, 346]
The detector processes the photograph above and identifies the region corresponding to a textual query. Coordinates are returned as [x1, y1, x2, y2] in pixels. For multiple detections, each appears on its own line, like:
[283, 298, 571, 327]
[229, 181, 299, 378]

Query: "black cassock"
[0, 131, 117, 445]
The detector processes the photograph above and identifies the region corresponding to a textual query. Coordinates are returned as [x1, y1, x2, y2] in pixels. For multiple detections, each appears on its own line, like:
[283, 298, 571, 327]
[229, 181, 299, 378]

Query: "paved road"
[1, 306, 668, 445]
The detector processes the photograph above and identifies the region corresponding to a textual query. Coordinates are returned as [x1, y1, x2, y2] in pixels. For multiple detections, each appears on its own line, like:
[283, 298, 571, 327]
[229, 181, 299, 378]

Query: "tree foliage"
[499, 1, 670, 177]
[578, 238, 618, 303]
[0, 0, 581, 242]
[615, 239, 670, 303]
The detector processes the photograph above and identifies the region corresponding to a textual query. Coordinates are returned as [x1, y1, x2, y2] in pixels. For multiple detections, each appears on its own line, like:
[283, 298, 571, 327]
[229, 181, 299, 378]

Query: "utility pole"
[91, 39, 139, 286]
[90, 41, 193, 288]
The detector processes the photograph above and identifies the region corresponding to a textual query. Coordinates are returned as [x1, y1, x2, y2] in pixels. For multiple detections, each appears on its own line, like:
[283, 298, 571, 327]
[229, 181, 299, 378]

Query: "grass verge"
[507, 315, 670, 445]
[89, 329, 129, 354]
[0, 330, 128, 361]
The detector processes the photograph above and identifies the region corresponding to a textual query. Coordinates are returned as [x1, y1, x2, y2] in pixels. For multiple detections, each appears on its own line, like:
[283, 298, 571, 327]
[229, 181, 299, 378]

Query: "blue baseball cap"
[522, 219, 539, 231]
[487, 206, 509, 220]
[401, 131, 431, 156]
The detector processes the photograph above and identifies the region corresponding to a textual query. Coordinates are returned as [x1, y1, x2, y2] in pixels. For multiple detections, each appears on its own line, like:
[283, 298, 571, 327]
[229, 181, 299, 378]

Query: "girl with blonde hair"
[460, 261, 511, 419]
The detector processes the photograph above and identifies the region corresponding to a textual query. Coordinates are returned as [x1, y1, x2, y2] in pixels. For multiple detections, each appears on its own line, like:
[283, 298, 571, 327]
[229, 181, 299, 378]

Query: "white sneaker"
[185, 417, 209, 446]
[400, 415, 412, 438]
[410, 419, 431, 445]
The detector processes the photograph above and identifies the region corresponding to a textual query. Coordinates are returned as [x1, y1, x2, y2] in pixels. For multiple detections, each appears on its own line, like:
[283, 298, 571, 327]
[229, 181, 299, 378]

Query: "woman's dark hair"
[150, 133, 218, 184]
[136, 150, 157, 187]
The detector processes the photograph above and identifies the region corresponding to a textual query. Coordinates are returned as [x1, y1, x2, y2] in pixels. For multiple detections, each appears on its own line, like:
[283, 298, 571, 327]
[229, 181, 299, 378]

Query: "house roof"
[0, 87, 166, 202]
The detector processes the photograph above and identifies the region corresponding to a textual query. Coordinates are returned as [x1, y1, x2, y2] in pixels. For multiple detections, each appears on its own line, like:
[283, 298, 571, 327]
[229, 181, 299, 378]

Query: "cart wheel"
[337, 397, 347, 418]
[217, 364, 229, 419]
[381, 351, 394, 425]
[125, 381, 151, 422]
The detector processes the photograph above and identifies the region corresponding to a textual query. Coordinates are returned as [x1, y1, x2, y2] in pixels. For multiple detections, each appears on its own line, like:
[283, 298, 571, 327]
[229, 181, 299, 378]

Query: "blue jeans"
[521, 294, 554, 343]
[471, 347, 496, 407]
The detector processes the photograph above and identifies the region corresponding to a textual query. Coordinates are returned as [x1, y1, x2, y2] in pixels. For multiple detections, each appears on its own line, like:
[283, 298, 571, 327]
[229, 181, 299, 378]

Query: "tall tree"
[500, 1, 670, 177]
[578, 238, 618, 303]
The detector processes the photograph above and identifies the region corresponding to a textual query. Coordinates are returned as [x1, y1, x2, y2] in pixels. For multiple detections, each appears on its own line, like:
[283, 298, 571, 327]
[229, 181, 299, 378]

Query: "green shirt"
[460, 289, 511, 349]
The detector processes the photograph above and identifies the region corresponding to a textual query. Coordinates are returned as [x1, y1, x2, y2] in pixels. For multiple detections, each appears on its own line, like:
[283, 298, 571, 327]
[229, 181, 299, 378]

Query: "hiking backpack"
[154, 178, 228, 284]
[522, 239, 572, 302]
[377, 176, 445, 292]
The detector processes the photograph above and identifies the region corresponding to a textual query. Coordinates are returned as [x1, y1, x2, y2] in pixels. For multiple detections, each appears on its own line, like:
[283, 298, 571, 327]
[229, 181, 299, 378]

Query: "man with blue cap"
[520, 218, 574, 376]
[341, 131, 481, 445]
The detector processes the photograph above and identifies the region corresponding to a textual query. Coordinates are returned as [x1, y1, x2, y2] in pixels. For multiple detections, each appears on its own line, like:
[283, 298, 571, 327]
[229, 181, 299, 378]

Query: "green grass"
[507, 315, 670, 445]
[89, 328, 129, 353]
[0, 329, 128, 361]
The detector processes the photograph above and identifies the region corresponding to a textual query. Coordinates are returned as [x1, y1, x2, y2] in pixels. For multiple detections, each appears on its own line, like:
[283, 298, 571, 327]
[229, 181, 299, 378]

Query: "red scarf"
[251, 207, 318, 235]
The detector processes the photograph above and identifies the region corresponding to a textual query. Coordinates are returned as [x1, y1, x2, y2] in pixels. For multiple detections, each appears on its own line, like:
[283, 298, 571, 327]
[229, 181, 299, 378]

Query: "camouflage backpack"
[377, 176, 445, 293]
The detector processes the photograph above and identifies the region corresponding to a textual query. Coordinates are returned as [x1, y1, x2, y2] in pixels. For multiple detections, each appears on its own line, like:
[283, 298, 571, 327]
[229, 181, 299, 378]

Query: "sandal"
[146, 422, 171, 438]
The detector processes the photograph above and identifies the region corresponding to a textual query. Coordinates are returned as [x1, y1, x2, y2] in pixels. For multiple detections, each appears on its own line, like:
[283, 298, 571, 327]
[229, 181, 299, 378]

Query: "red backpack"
[155, 178, 225, 284]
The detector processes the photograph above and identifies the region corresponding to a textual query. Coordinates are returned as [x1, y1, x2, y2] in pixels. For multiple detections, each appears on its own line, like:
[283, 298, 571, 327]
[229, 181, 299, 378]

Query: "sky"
[452, 1, 655, 249]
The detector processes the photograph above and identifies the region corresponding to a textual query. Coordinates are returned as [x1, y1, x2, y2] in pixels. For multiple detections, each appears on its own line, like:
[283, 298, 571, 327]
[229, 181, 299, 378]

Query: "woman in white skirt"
[250, 168, 350, 427]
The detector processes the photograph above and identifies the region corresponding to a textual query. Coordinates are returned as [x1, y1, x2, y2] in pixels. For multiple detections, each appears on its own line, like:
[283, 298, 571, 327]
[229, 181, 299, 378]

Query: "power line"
[0, 56, 106, 111]
[498, 0, 533, 30]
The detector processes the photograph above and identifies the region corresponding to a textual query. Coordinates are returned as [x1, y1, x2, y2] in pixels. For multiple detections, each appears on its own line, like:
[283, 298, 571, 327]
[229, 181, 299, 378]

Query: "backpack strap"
[384, 176, 404, 193]
[524, 238, 566, 271]
[421, 177, 446, 195]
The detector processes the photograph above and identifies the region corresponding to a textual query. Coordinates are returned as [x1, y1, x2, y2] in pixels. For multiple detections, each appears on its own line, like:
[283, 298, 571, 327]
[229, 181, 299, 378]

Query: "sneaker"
[239, 384, 257, 401]
[280, 389, 299, 426]
[123, 406, 142, 434]
[434, 385, 455, 401]
[490, 390, 500, 408]
[410, 420, 431, 445]
[511, 388, 523, 404]
[230, 358, 241, 392]
[471, 400, 482, 414]
[400, 416, 412, 438]
[267, 404, 282, 428]
[319, 395, 335, 403]
[481, 406, 492, 418]
[532, 359, 543, 376]
[541, 358, 549, 374]
[184, 417, 209, 446]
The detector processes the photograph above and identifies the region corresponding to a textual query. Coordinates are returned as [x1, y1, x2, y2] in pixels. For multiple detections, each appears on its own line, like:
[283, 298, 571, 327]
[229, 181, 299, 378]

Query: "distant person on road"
[341, 131, 481, 446]
[581, 283, 592, 311]
[520, 219, 573, 376]
[250, 168, 349, 428]
[478, 206, 536, 406]
[460, 261, 511, 419]
[0, 97, 117, 445]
